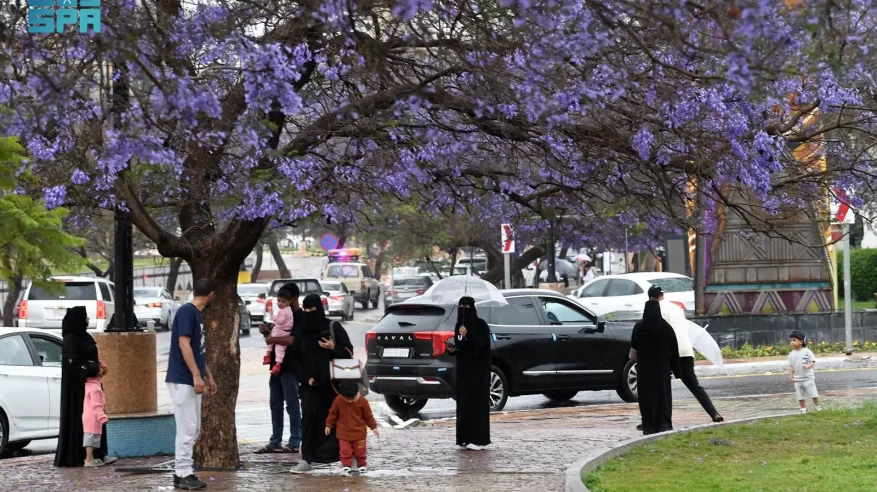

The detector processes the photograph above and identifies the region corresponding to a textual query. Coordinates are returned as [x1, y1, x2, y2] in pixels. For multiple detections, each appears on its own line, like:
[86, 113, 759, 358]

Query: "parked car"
[0, 328, 64, 456]
[365, 289, 637, 414]
[320, 281, 356, 321]
[185, 292, 252, 336]
[264, 278, 327, 323]
[322, 263, 380, 309]
[237, 283, 270, 326]
[385, 276, 433, 306]
[455, 257, 488, 274]
[132, 286, 181, 331]
[568, 273, 694, 317]
[17, 276, 116, 332]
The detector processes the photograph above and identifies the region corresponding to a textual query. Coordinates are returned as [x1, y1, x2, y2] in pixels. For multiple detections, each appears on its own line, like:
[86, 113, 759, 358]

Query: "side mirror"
[596, 319, 606, 333]
[245, 300, 252, 305]
[258, 293, 266, 299]
[323, 292, 331, 297]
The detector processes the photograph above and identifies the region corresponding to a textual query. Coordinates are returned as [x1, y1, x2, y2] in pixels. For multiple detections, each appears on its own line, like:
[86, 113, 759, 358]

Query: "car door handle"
[495, 336, 512, 340]
[556, 335, 572, 341]
[51, 377, 62, 380]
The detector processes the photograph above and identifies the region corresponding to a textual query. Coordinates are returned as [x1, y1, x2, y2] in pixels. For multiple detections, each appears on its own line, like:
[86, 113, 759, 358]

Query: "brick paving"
[4, 389, 876, 491]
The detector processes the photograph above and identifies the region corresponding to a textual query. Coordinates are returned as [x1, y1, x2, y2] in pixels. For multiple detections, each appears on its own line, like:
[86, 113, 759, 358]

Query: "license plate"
[398, 292, 414, 298]
[382, 348, 410, 358]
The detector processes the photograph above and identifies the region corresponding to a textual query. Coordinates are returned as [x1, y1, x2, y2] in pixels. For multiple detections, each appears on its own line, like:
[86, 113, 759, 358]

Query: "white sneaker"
[340, 467, 352, 477]
[359, 466, 368, 476]
[290, 461, 314, 474]
[799, 408, 807, 414]
[815, 406, 822, 412]
[466, 444, 486, 450]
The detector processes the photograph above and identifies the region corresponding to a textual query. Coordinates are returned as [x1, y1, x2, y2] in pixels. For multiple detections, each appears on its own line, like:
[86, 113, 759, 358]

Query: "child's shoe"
[815, 405, 822, 411]
[340, 467, 352, 477]
[799, 408, 807, 414]
[263, 355, 272, 365]
[270, 363, 281, 376]
[84, 459, 105, 467]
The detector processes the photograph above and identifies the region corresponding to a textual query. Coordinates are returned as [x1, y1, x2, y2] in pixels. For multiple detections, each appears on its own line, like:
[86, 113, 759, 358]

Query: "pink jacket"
[82, 377, 108, 435]
[271, 307, 293, 337]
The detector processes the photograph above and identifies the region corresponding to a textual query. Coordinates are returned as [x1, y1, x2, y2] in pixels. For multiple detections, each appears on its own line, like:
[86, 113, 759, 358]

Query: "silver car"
[237, 283, 270, 326]
[133, 286, 181, 331]
[385, 276, 433, 306]
[186, 292, 252, 335]
[321, 281, 355, 321]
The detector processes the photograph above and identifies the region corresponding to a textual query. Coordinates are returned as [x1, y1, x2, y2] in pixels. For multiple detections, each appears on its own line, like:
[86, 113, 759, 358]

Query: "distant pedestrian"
[166, 278, 218, 490]
[264, 289, 295, 376]
[289, 294, 354, 474]
[325, 381, 380, 476]
[258, 282, 303, 455]
[789, 331, 821, 413]
[630, 300, 680, 435]
[582, 262, 596, 284]
[648, 286, 723, 424]
[55, 306, 115, 467]
[447, 296, 491, 450]
[82, 362, 109, 467]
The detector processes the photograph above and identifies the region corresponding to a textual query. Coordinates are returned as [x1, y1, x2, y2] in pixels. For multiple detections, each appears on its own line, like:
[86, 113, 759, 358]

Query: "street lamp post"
[111, 209, 136, 331]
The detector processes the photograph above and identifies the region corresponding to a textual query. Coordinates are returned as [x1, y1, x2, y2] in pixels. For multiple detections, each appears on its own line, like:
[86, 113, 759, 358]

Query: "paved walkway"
[5, 388, 876, 491]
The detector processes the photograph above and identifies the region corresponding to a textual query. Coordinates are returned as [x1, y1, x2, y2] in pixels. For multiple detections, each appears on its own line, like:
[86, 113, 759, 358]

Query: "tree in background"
[0, 137, 85, 325]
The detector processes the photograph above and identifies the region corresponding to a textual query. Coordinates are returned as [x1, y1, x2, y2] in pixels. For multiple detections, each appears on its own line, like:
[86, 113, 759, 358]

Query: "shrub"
[837, 248, 877, 302]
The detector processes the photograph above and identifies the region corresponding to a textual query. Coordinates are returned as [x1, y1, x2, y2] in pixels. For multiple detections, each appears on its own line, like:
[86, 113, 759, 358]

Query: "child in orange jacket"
[325, 381, 379, 476]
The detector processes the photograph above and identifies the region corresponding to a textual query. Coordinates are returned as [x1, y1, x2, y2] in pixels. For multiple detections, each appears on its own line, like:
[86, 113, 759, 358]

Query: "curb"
[694, 355, 877, 378]
[564, 412, 794, 492]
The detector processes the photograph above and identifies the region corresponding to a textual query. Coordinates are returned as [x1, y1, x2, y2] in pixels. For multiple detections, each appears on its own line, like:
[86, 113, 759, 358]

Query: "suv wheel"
[616, 359, 638, 403]
[543, 390, 579, 402]
[360, 297, 369, 309]
[384, 396, 428, 414]
[0, 411, 8, 457]
[371, 293, 379, 309]
[489, 366, 509, 412]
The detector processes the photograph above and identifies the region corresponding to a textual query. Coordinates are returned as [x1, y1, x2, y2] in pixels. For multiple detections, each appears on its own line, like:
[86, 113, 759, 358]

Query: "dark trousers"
[269, 371, 302, 448]
[679, 356, 718, 418]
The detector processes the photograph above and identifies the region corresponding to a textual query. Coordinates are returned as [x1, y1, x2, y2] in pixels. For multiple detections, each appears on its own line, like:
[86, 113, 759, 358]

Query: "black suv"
[365, 289, 638, 414]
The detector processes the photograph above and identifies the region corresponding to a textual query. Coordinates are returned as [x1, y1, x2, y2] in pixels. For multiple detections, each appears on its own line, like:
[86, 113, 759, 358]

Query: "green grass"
[838, 299, 875, 310]
[584, 404, 877, 492]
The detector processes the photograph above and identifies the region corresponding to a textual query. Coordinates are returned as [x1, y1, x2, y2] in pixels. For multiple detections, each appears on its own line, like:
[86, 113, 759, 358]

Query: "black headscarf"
[302, 294, 327, 332]
[458, 296, 479, 328]
[642, 300, 663, 326]
[62, 306, 90, 339]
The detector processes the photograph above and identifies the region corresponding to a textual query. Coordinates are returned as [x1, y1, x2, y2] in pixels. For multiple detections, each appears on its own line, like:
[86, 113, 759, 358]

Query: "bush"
[837, 248, 877, 302]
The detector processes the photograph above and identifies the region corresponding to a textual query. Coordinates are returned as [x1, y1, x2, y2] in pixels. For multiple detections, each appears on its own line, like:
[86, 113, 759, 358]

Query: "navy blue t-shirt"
[166, 303, 206, 386]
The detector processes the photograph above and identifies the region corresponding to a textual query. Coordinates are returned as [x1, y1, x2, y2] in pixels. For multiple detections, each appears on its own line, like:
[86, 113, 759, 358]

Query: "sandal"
[280, 445, 299, 453]
[255, 445, 284, 454]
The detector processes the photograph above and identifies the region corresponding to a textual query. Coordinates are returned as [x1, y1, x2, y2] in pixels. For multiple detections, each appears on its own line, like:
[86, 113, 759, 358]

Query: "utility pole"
[546, 218, 557, 283]
[110, 64, 136, 332]
[843, 223, 853, 354]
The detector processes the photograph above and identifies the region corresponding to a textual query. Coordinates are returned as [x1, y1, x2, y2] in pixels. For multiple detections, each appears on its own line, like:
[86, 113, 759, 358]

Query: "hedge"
[838, 248, 877, 302]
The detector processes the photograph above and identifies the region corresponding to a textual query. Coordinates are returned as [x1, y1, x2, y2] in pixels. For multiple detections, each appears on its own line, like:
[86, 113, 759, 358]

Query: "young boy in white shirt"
[788, 331, 821, 413]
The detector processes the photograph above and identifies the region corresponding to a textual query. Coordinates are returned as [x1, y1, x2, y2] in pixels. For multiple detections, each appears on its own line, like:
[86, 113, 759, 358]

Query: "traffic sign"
[832, 187, 854, 224]
[501, 224, 515, 253]
[319, 233, 339, 251]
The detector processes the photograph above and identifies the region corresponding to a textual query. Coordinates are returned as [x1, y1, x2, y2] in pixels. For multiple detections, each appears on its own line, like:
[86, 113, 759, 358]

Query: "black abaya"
[290, 295, 354, 464]
[630, 301, 680, 435]
[54, 307, 107, 467]
[451, 297, 491, 447]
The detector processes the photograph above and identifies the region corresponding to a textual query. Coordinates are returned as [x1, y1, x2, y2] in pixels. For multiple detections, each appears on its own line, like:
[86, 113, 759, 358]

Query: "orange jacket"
[325, 395, 377, 441]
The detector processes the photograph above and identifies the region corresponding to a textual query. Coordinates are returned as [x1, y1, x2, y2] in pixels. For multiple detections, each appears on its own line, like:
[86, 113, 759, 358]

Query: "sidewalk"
[5, 388, 877, 491]
[695, 352, 877, 377]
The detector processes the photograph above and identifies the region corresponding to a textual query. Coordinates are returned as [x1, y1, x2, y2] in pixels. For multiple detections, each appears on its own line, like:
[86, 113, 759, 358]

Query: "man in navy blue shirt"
[166, 278, 217, 490]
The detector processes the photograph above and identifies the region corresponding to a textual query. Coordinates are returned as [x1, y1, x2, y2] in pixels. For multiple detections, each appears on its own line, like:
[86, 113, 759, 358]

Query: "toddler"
[325, 381, 380, 476]
[83, 361, 109, 467]
[263, 290, 294, 376]
[788, 330, 821, 413]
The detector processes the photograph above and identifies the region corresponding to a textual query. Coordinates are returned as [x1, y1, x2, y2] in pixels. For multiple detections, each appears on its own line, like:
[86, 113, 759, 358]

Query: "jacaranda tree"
[3, 0, 877, 465]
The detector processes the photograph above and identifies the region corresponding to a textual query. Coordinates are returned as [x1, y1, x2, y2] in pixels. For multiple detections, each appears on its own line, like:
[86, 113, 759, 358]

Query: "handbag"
[327, 322, 370, 395]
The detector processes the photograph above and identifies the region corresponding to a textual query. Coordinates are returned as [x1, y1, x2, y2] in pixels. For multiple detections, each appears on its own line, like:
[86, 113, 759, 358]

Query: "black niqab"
[630, 300, 680, 435]
[452, 296, 491, 447]
[55, 307, 107, 467]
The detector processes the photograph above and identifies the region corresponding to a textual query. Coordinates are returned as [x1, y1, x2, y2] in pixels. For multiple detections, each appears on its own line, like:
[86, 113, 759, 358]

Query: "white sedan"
[133, 286, 181, 331]
[321, 281, 356, 321]
[0, 328, 64, 455]
[568, 272, 694, 317]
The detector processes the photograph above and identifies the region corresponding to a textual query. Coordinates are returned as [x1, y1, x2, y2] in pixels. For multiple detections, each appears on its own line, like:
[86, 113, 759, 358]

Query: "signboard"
[319, 233, 339, 251]
[501, 224, 515, 253]
[831, 187, 854, 224]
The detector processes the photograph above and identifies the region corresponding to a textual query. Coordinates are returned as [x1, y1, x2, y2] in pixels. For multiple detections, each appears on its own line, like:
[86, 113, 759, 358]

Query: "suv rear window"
[648, 277, 694, 293]
[375, 305, 451, 330]
[269, 280, 323, 296]
[327, 265, 360, 278]
[29, 282, 97, 301]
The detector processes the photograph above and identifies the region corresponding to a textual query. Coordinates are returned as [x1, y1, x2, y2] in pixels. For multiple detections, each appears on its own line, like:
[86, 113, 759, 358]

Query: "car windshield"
[393, 278, 427, 286]
[269, 280, 322, 296]
[238, 284, 268, 296]
[648, 277, 694, 293]
[327, 265, 360, 278]
[133, 288, 161, 298]
[322, 282, 342, 291]
[29, 282, 97, 301]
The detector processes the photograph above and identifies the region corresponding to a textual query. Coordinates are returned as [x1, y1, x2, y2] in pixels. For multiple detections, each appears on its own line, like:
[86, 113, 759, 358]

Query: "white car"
[568, 273, 694, 317]
[18, 276, 116, 332]
[320, 281, 356, 321]
[133, 286, 181, 331]
[0, 328, 64, 455]
[237, 283, 270, 326]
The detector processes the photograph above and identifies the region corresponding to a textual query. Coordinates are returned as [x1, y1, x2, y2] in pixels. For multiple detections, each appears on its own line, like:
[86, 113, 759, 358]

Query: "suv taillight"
[415, 290, 425, 295]
[366, 331, 376, 349]
[414, 331, 455, 357]
[18, 300, 27, 319]
[266, 298, 273, 313]
[96, 300, 106, 320]
[322, 297, 328, 307]
[670, 301, 686, 310]
[360, 281, 366, 292]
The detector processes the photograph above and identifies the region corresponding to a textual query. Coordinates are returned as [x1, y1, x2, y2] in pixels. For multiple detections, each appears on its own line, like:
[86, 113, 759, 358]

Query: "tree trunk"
[482, 247, 544, 285]
[449, 249, 458, 275]
[268, 238, 290, 278]
[337, 235, 347, 249]
[191, 263, 242, 469]
[425, 256, 443, 279]
[373, 251, 385, 279]
[166, 257, 184, 293]
[251, 242, 264, 282]
[2, 275, 23, 327]
[694, 188, 707, 315]
[559, 245, 569, 259]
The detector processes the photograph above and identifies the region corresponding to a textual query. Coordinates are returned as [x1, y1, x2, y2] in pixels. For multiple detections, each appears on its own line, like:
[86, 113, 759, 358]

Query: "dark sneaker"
[174, 475, 179, 487]
[176, 474, 206, 490]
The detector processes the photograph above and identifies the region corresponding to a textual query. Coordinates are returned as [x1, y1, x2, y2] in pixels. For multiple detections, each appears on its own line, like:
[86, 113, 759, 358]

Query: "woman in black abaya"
[448, 296, 491, 450]
[630, 300, 680, 435]
[289, 294, 354, 473]
[54, 306, 113, 467]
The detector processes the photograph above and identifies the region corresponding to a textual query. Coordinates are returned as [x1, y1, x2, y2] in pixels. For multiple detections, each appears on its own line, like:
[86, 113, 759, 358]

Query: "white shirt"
[584, 270, 596, 282]
[659, 300, 694, 358]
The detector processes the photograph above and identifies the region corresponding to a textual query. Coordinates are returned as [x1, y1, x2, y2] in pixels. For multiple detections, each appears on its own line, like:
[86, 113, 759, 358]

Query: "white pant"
[168, 383, 202, 477]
